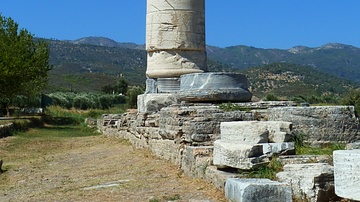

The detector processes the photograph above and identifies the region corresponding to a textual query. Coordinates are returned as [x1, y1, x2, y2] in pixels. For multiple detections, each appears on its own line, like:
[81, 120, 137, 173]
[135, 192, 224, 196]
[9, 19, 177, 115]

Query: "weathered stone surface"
[146, 0, 206, 78]
[276, 163, 337, 202]
[159, 105, 256, 144]
[178, 73, 252, 102]
[213, 140, 268, 170]
[225, 178, 292, 202]
[224, 101, 297, 109]
[260, 142, 295, 156]
[204, 166, 239, 190]
[137, 93, 178, 113]
[278, 155, 332, 165]
[146, 0, 205, 50]
[181, 146, 213, 178]
[157, 78, 180, 93]
[146, 51, 206, 78]
[333, 150, 360, 201]
[268, 106, 360, 143]
[266, 121, 293, 143]
[149, 139, 182, 166]
[145, 78, 157, 93]
[220, 121, 292, 144]
[220, 121, 269, 144]
[345, 142, 360, 150]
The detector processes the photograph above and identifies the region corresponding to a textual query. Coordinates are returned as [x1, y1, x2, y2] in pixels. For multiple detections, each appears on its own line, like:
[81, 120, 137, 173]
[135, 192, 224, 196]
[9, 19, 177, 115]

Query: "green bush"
[342, 88, 360, 115]
[126, 86, 144, 108]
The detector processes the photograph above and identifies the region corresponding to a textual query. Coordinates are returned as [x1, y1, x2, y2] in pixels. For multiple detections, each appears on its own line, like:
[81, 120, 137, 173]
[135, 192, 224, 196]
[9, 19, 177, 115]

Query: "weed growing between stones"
[242, 157, 283, 180]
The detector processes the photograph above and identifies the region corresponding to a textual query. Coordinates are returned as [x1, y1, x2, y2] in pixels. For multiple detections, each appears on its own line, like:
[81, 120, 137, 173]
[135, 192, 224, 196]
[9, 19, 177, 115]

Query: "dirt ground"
[0, 134, 226, 202]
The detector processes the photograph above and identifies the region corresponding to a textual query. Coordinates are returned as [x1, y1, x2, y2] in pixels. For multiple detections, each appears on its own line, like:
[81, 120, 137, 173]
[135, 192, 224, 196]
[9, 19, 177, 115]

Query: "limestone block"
[178, 73, 252, 102]
[146, 51, 206, 78]
[220, 121, 293, 144]
[225, 178, 292, 202]
[220, 121, 269, 144]
[260, 142, 295, 156]
[137, 93, 178, 113]
[158, 105, 257, 144]
[268, 106, 359, 143]
[333, 150, 360, 201]
[148, 139, 181, 166]
[213, 140, 268, 170]
[276, 163, 337, 202]
[266, 121, 293, 143]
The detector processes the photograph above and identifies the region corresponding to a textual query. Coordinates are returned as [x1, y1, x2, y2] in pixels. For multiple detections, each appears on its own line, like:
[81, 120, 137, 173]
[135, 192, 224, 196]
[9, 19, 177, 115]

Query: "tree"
[116, 75, 128, 95]
[126, 86, 144, 108]
[0, 14, 51, 115]
[342, 88, 360, 115]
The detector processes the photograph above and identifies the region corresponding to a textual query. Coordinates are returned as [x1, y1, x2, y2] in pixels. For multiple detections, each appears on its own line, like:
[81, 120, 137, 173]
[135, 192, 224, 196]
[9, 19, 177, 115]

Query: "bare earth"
[0, 134, 226, 202]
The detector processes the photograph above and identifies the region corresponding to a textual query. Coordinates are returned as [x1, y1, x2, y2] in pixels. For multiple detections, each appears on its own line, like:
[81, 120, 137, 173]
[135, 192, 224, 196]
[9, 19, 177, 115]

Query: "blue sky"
[1, 0, 360, 49]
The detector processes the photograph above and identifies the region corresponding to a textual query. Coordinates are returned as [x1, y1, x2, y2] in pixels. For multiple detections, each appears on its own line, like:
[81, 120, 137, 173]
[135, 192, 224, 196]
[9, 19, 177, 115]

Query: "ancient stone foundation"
[98, 103, 359, 201]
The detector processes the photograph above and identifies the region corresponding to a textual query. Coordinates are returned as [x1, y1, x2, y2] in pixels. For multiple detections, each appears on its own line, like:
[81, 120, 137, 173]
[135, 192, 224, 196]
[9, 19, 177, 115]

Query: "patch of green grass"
[163, 194, 181, 201]
[296, 143, 345, 155]
[86, 106, 125, 118]
[149, 198, 160, 202]
[244, 157, 283, 180]
[294, 132, 345, 155]
[148, 194, 181, 202]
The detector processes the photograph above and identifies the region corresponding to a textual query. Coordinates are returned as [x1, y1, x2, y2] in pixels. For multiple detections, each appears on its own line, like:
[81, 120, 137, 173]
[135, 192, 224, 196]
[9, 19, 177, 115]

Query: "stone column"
[146, 0, 207, 79]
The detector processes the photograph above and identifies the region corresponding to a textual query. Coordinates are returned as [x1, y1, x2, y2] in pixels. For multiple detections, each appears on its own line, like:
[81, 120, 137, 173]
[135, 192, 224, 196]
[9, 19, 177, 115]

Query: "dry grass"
[0, 125, 225, 202]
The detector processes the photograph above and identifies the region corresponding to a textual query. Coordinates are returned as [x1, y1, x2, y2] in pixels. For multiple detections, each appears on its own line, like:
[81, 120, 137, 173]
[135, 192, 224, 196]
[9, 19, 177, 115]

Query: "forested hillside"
[45, 37, 360, 98]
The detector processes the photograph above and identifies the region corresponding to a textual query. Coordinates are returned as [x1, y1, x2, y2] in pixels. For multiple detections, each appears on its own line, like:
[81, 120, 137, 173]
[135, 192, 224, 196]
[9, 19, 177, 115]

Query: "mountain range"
[46, 36, 360, 97]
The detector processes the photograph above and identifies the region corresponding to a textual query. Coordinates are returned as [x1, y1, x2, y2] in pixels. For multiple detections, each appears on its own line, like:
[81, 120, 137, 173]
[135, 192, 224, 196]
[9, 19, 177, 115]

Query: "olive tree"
[0, 14, 51, 115]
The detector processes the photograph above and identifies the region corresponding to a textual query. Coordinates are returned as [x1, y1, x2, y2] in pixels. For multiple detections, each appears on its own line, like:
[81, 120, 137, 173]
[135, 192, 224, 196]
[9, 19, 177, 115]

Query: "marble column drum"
[146, 0, 207, 78]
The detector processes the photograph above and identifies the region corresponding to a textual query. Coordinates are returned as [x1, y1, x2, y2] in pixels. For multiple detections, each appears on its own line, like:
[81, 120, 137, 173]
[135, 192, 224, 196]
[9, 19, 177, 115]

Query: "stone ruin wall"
[97, 102, 360, 193]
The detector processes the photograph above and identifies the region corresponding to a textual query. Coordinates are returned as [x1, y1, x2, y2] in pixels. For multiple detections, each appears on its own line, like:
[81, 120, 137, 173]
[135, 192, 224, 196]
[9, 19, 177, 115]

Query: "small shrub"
[163, 194, 181, 201]
[245, 157, 283, 180]
[342, 88, 360, 116]
[264, 94, 280, 101]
